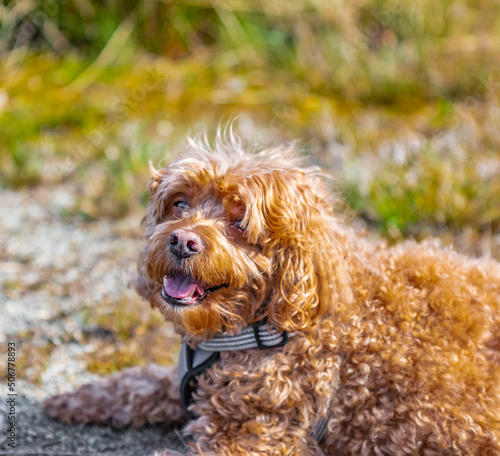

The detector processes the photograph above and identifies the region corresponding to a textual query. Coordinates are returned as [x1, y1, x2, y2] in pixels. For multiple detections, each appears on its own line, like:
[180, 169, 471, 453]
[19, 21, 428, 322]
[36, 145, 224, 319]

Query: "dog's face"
[137, 142, 352, 339]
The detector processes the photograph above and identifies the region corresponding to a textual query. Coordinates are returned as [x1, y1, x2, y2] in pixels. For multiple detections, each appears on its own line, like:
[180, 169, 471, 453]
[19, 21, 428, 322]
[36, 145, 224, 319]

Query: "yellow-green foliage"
[0, 0, 499, 234]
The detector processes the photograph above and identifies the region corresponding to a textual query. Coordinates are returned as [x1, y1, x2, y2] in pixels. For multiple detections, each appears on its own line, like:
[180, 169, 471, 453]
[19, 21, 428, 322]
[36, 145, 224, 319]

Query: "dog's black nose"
[168, 229, 203, 258]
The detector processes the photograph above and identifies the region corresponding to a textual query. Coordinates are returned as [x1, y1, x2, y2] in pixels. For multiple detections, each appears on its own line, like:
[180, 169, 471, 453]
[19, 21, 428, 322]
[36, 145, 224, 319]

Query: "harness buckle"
[252, 320, 289, 349]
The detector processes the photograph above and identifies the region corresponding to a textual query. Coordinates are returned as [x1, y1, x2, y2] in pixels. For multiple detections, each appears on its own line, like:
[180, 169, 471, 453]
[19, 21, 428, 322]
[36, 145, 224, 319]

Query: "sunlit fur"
[45, 135, 500, 455]
[137, 136, 353, 343]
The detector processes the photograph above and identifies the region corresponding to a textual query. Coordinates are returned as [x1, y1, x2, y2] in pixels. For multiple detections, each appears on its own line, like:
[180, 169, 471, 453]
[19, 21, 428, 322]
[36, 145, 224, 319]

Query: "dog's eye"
[173, 201, 189, 212]
[173, 201, 188, 209]
[232, 219, 247, 232]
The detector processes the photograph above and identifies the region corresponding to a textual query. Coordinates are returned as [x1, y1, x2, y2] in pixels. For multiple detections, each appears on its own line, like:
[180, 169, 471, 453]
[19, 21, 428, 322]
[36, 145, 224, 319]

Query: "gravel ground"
[0, 395, 187, 455]
[0, 186, 187, 455]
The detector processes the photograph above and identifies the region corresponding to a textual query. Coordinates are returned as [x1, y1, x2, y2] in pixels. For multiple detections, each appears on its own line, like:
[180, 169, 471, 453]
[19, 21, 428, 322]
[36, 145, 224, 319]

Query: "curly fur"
[45, 134, 500, 455]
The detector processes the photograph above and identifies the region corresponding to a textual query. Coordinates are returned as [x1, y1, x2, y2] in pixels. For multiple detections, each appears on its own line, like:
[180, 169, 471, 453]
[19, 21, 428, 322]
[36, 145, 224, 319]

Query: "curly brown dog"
[45, 136, 500, 455]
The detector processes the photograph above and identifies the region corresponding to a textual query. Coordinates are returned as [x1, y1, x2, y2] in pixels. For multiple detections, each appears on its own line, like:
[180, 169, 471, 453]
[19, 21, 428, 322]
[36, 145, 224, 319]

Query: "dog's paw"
[43, 392, 84, 424]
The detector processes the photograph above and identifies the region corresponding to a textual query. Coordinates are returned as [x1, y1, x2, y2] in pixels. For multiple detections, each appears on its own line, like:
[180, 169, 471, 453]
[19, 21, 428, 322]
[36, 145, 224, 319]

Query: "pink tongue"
[165, 275, 204, 299]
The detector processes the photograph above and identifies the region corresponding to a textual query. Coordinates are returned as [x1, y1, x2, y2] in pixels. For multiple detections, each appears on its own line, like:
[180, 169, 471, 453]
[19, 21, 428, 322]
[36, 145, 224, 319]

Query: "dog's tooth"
[188, 287, 196, 298]
[163, 276, 169, 287]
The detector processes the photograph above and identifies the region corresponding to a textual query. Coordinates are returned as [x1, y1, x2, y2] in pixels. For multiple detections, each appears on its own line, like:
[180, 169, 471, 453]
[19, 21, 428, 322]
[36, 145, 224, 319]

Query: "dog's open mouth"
[161, 274, 227, 306]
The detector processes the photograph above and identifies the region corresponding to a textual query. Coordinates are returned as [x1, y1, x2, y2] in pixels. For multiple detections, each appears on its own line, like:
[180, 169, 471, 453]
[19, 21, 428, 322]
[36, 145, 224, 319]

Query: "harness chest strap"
[178, 322, 330, 442]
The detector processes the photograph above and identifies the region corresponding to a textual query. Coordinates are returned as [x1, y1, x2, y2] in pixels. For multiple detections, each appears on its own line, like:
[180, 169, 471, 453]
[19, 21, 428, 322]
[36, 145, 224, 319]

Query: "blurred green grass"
[0, 0, 499, 240]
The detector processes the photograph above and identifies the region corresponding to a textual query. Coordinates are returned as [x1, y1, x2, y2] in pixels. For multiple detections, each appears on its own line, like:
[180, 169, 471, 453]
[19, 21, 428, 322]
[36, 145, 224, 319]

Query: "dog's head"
[136, 137, 353, 340]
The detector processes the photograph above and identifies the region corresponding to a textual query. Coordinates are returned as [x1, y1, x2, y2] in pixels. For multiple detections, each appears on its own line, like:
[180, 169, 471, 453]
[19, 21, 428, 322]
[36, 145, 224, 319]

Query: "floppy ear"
[256, 169, 354, 333]
[135, 163, 169, 300]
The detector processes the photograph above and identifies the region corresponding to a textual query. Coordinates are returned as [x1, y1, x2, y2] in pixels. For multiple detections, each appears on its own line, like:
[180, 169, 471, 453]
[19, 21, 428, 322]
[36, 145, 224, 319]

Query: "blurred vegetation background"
[1, 0, 499, 240]
[1, 0, 499, 382]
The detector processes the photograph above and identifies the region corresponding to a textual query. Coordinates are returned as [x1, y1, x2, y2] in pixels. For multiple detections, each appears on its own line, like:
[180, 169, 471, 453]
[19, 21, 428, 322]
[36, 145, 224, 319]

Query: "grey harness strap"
[178, 321, 290, 418]
[199, 321, 292, 351]
[178, 321, 330, 442]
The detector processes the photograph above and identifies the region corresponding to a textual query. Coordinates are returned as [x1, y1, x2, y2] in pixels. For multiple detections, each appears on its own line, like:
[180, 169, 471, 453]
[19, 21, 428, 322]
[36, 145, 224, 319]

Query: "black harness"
[177, 321, 330, 441]
[178, 320, 289, 417]
[179, 343, 220, 419]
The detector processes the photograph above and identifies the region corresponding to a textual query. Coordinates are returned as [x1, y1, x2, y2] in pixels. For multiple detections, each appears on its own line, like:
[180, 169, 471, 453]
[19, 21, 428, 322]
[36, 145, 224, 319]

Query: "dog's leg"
[43, 364, 186, 427]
